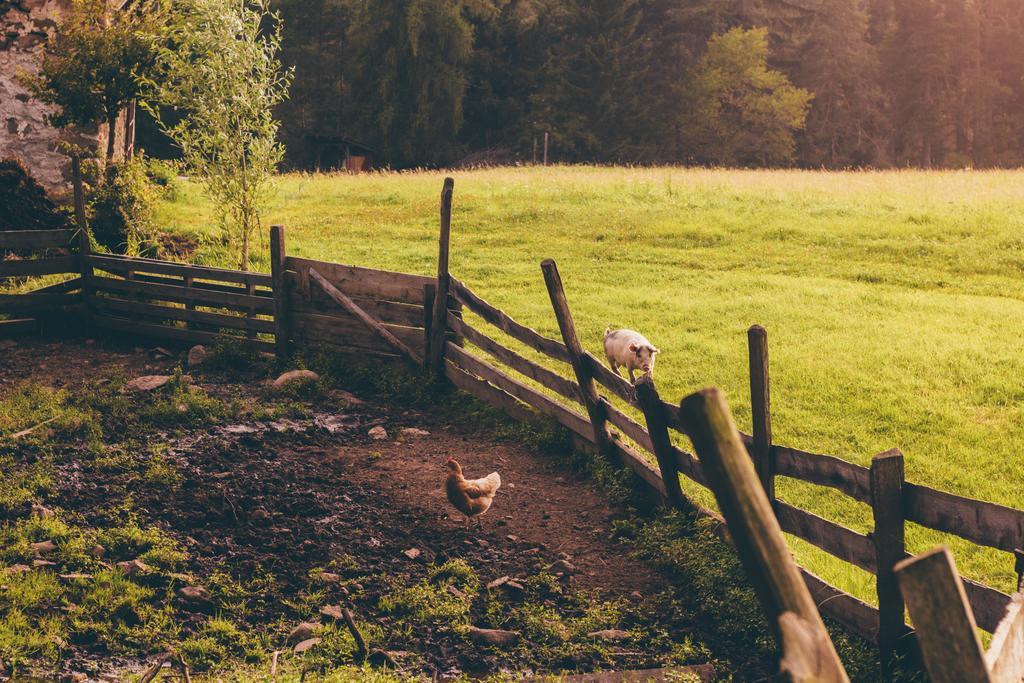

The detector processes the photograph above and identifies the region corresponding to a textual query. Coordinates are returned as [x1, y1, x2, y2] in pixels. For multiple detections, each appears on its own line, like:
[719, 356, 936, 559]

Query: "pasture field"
[157, 166, 1024, 610]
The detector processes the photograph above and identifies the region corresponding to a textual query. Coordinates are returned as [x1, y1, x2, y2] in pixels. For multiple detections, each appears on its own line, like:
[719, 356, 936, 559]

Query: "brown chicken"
[445, 457, 501, 528]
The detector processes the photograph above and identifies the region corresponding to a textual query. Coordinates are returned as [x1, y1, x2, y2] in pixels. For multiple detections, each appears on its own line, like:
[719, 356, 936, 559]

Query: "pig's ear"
[628, 342, 639, 352]
[649, 346, 660, 354]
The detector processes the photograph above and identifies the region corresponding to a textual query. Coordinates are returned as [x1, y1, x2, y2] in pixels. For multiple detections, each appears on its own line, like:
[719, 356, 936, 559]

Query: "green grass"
[157, 166, 1022, 615]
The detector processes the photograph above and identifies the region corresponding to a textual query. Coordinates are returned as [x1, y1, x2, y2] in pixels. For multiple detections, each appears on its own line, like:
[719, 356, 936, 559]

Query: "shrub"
[89, 156, 159, 255]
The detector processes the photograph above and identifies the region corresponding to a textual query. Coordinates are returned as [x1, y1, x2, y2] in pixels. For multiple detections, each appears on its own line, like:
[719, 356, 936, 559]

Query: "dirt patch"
[0, 337, 770, 681]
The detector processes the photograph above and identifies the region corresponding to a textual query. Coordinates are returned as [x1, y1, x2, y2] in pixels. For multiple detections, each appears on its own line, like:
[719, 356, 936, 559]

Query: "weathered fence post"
[429, 178, 455, 379]
[270, 225, 290, 358]
[679, 387, 849, 682]
[423, 284, 436, 369]
[72, 156, 93, 328]
[895, 547, 990, 683]
[748, 325, 773, 501]
[634, 375, 687, 510]
[541, 258, 614, 460]
[871, 448, 906, 667]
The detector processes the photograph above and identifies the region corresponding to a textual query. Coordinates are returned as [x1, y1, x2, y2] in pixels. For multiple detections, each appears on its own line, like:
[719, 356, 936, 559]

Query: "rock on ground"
[468, 626, 521, 647]
[187, 345, 208, 368]
[273, 369, 319, 389]
[125, 375, 171, 392]
[369, 425, 388, 440]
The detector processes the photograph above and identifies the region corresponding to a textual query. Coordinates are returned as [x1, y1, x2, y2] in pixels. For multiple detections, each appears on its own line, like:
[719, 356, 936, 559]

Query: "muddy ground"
[0, 336, 775, 681]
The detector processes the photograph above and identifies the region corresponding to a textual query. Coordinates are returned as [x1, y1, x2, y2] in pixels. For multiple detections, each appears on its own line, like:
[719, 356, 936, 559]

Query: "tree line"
[274, 0, 1024, 169]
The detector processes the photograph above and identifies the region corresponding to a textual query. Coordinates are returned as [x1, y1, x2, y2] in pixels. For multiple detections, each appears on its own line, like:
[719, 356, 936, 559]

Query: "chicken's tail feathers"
[486, 472, 501, 490]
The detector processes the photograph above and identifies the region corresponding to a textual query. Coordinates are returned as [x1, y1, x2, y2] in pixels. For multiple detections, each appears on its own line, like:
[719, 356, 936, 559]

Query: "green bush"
[144, 157, 181, 200]
[89, 156, 159, 255]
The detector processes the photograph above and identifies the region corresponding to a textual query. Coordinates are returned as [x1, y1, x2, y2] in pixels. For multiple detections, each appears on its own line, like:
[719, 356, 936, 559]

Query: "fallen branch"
[9, 416, 57, 440]
[139, 652, 173, 683]
[270, 649, 282, 679]
[342, 607, 368, 662]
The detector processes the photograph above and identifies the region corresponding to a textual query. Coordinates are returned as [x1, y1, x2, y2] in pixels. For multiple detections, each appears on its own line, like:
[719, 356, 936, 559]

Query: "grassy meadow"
[157, 166, 1024, 611]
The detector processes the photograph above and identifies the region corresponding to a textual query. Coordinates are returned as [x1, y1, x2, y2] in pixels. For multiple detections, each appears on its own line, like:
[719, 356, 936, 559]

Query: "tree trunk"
[106, 110, 118, 163]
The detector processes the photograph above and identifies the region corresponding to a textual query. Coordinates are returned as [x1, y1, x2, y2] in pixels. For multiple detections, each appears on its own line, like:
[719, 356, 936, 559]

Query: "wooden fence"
[4, 180, 1024, 669]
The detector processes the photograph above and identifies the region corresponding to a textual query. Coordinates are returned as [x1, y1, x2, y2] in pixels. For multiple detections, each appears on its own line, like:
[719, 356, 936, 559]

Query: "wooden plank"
[775, 501, 876, 572]
[904, 483, 1024, 553]
[987, 593, 1024, 682]
[446, 342, 593, 440]
[91, 296, 275, 333]
[673, 446, 709, 487]
[541, 259, 614, 459]
[634, 376, 687, 510]
[963, 576, 1014, 634]
[286, 257, 430, 304]
[450, 277, 572, 363]
[89, 253, 273, 287]
[584, 353, 635, 403]
[662, 400, 685, 432]
[289, 288, 425, 327]
[779, 612, 851, 683]
[0, 256, 79, 278]
[270, 225, 290, 356]
[93, 315, 274, 353]
[895, 547, 991, 683]
[748, 325, 774, 501]
[0, 293, 80, 313]
[799, 568, 880, 643]
[0, 229, 76, 250]
[678, 387, 849, 680]
[609, 437, 668, 499]
[128, 272, 273, 298]
[448, 312, 582, 403]
[444, 360, 539, 425]
[774, 445, 871, 503]
[291, 311, 423, 351]
[429, 178, 455, 378]
[871, 449, 907, 666]
[603, 400, 655, 452]
[32, 277, 82, 294]
[0, 318, 37, 337]
[308, 267, 420, 363]
[88, 275, 274, 313]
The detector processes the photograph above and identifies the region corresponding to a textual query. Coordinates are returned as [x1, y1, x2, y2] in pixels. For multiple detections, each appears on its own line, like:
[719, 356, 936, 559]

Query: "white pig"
[603, 328, 660, 383]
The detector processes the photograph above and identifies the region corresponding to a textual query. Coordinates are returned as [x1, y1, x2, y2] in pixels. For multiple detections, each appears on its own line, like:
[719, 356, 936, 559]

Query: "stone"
[403, 548, 421, 560]
[31, 503, 53, 518]
[59, 573, 93, 581]
[486, 576, 510, 590]
[293, 637, 321, 654]
[69, 672, 88, 682]
[176, 586, 212, 609]
[587, 629, 631, 642]
[32, 559, 56, 567]
[30, 540, 56, 555]
[126, 375, 171, 392]
[399, 427, 430, 438]
[548, 559, 577, 576]
[287, 622, 318, 646]
[89, 544, 105, 558]
[317, 572, 341, 585]
[5, 564, 31, 574]
[331, 389, 364, 406]
[368, 426, 388, 440]
[468, 626, 520, 647]
[272, 370, 319, 389]
[116, 559, 150, 576]
[149, 347, 173, 360]
[505, 534, 519, 543]
[319, 605, 344, 621]
[187, 345, 208, 368]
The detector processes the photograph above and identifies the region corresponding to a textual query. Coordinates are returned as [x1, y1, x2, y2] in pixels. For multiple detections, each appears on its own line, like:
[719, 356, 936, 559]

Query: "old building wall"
[0, 0, 123, 197]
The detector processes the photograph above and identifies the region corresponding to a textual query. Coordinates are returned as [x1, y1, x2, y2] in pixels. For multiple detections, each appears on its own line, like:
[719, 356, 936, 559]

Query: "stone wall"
[0, 0, 125, 198]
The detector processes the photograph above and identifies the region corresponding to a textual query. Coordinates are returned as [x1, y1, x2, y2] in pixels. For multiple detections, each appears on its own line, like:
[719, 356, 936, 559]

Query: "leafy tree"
[21, 0, 158, 162]
[145, 0, 292, 270]
[684, 27, 812, 167]
[345, 0, 477, 167]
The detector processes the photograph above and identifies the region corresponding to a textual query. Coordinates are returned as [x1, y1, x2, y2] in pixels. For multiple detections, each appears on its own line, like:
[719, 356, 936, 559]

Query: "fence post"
[634, 375, 687, 510]
[423, 284, 436, 369]
[895, 547, 990, 683]
[429, 178, 455, 379]
[679, 387, 849, 682]
[72, 156, 93, 328]
[270, 225, 290, 358]
[541, 258, 614, 460]
[748, 325, 774, 501]
[871, 448, 906, 668]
